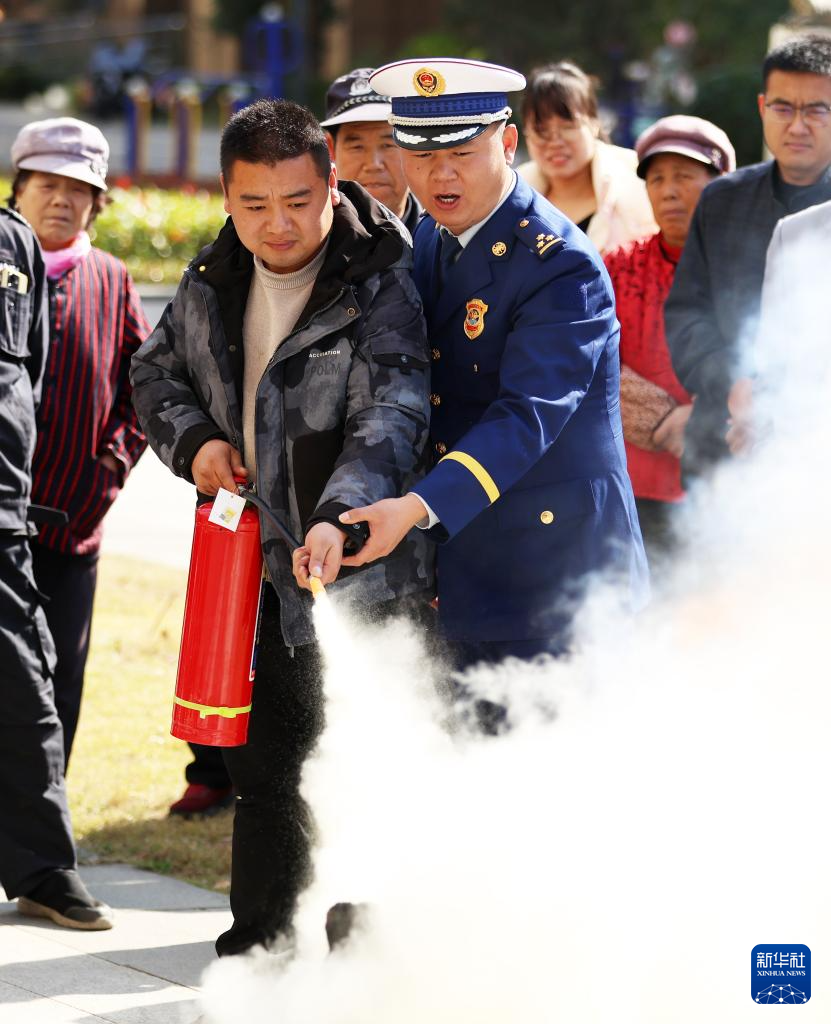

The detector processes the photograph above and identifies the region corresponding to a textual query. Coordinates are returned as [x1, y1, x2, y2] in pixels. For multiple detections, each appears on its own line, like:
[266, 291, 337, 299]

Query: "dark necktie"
[438, 229, 462, 288]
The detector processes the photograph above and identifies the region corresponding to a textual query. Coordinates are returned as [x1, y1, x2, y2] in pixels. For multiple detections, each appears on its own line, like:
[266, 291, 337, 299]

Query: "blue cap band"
[391, 92, 509, 119]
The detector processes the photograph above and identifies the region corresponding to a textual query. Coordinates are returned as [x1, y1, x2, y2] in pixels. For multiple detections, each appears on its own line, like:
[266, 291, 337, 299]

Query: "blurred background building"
[1, 0, 831, 173]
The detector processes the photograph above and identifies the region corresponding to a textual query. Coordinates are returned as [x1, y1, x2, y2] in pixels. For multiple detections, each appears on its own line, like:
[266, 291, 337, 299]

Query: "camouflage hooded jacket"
[131, 182, 434, 646]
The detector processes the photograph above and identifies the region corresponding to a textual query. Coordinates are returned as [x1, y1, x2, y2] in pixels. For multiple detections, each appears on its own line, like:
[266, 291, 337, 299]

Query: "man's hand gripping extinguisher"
[170, 486, 323, 747]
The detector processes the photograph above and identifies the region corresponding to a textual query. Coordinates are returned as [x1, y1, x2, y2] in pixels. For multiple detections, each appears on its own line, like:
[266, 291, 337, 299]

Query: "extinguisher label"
[248, 576, 267, 682]
[209, 488, 247, 532]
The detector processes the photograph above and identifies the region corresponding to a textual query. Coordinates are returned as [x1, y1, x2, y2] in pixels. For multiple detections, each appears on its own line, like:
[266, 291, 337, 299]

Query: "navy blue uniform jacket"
[411, 175, 648, 644]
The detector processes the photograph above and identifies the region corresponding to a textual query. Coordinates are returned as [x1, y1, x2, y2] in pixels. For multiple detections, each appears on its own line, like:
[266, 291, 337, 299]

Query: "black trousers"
[444, 634, 568, 736]
[30, 543, 99, 768]
[0, 534, 76, 898]
[185, 742, 232, 789]
[215, 587, 436, 957]
[216, 586, 323, 957]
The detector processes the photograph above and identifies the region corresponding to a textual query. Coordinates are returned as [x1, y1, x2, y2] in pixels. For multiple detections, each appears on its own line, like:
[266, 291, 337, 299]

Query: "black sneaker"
[17, 868, 114, 931]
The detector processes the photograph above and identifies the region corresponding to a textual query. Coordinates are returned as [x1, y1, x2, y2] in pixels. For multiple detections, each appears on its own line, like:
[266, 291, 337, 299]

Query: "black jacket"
[0, 208, 48, 531]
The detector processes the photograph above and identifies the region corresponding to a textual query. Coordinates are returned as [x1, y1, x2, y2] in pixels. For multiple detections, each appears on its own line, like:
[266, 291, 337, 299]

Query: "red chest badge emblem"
[464, 298, 489, 339]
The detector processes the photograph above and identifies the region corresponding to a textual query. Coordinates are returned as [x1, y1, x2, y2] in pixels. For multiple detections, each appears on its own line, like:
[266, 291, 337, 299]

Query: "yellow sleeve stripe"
[439, 451, 500, 503]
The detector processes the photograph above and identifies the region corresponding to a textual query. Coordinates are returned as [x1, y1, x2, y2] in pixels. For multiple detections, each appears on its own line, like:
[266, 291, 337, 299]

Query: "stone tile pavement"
[0, 865, 231, 1023]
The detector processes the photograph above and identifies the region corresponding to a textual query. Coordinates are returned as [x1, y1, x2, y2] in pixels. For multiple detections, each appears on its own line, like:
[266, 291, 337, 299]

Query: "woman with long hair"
[518, 61, 655, 253]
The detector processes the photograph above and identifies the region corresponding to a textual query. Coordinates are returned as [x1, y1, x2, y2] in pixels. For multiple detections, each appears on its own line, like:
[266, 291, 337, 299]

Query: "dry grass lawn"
[67, 554, 233, 892]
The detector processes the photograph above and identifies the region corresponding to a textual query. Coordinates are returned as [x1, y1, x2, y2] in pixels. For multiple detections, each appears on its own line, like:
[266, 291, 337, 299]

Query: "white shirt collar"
[450, 170, 517, 249]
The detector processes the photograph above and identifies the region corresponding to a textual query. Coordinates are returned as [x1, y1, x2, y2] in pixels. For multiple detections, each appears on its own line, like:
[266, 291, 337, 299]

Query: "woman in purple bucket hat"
[8, 116, 149, 767]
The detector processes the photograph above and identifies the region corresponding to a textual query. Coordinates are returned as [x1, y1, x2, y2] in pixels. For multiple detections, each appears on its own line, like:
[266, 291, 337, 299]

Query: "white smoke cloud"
[198, 245, 830, 1022]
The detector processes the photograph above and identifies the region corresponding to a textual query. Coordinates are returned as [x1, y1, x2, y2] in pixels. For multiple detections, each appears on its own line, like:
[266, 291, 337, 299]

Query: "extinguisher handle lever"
[237, 488, 303, 551]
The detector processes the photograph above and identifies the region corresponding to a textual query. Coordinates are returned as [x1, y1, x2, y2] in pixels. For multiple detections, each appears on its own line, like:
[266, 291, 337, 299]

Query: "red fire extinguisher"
[171, 486, 325, 747]
[171, 497, 264, 747]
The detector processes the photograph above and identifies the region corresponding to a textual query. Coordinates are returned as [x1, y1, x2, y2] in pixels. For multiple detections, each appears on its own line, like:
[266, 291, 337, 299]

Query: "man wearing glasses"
[665, 33, 831, 481]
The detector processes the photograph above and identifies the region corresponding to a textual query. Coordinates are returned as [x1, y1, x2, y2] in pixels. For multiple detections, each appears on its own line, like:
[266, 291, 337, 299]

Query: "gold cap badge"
[413, 67, 446, 97]
[463, 298, 489, 340]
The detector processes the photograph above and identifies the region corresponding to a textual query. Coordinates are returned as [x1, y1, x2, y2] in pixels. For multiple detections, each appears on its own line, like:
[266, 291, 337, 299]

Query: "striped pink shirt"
[31, 247, 150, 554]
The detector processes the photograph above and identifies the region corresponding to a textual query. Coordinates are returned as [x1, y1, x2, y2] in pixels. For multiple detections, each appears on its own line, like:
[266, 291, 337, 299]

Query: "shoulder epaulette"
[514, 215, 565, 259]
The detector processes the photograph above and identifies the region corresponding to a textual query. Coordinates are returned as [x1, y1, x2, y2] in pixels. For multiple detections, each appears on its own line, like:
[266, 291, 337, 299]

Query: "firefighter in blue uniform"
[324, 58, 648, 665]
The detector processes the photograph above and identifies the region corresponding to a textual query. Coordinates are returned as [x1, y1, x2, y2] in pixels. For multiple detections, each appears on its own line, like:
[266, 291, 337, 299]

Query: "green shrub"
[1, 180, 227, 285]
[91, 186, 227, 284]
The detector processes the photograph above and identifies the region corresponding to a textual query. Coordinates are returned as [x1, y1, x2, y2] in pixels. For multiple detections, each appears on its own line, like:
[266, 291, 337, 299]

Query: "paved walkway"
[100, 286, 195, 572]
[0, 864, 230, 1023]
[101, 446, 194, 571]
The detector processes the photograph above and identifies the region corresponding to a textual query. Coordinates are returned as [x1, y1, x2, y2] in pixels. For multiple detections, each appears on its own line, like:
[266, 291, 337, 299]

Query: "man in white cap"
[309, 58, 649, 680]
[321, 67, 422, 236]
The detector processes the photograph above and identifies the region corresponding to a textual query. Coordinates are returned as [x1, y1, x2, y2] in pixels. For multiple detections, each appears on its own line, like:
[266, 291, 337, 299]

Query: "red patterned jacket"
[605, 233, 691, 503]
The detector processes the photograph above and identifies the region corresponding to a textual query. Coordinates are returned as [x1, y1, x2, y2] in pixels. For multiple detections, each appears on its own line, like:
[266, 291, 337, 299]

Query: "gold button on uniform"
[436, 441, 447, 455]
[347, 307, 357, 316]
[519, 219, 529, 227]
[431, 348, 441, 361]
[430, 393, 441, 406]
[198, 265, 206, 272]
[540, 510, 554, 525]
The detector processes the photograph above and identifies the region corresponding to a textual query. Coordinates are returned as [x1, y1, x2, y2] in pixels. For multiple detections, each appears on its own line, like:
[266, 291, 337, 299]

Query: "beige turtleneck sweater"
[242, 245, 327, 478]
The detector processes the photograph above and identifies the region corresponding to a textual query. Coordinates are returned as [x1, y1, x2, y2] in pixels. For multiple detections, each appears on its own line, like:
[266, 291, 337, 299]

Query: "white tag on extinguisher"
[208, 487, 247, 532]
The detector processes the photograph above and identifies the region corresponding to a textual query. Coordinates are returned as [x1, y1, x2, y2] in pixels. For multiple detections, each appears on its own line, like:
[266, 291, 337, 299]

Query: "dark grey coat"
[131, 183, 434, 645]
[665, 160, 831, 477]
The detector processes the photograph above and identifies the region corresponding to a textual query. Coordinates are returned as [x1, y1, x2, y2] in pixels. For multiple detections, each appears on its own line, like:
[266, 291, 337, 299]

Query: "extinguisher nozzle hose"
[237, 487, 328, 598]
[237, 488, 303, 551]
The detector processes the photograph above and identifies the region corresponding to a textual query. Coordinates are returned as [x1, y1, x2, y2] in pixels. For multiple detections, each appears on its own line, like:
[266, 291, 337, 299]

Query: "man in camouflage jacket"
[131, 186, 432, 649]
[131, 100, 433, 956]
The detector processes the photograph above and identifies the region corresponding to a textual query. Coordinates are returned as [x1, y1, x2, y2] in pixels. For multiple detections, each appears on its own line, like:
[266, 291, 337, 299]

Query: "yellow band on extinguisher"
[439, 451, 500, 503]
[173, 696, 252, 719]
